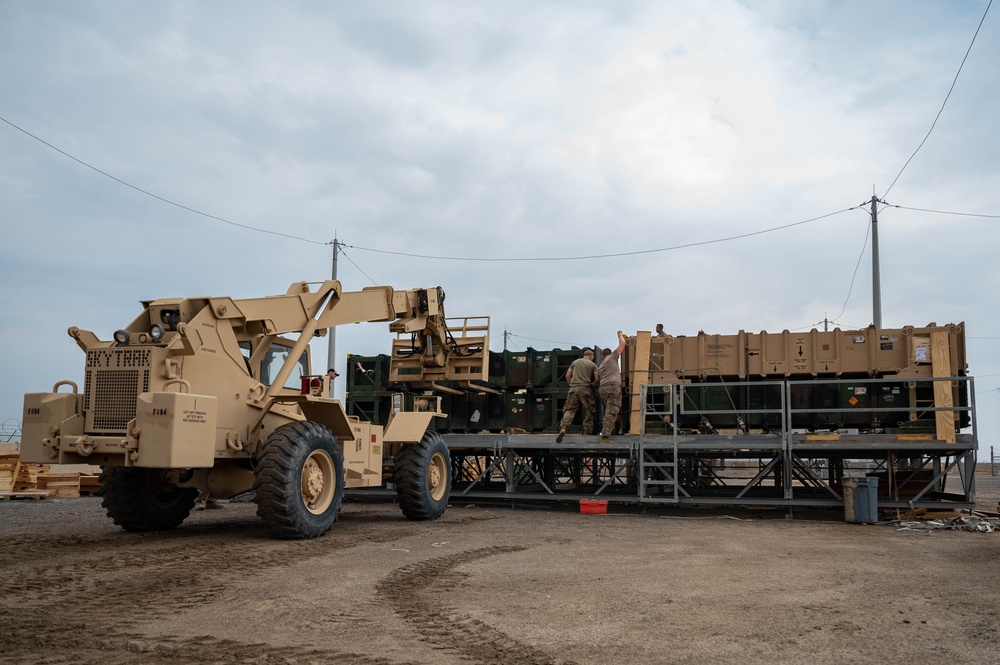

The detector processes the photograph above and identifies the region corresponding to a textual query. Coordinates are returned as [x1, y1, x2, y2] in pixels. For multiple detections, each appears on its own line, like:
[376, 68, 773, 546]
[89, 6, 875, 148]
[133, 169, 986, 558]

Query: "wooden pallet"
[0, 490, 50, 501]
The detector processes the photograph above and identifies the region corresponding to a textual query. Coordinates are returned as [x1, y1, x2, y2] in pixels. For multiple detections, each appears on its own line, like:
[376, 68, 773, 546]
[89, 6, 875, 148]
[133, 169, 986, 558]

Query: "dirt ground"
[1, 476, 998, 665]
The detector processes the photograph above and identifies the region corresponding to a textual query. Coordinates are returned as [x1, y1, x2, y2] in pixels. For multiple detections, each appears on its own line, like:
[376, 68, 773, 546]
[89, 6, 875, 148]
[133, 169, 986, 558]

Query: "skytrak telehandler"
[21, 280, 489, 538]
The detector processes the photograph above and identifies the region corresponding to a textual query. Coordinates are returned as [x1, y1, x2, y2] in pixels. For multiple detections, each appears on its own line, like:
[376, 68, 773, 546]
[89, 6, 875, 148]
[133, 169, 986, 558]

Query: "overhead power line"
[887, 204, 1000, 219]
[977, 388, 1000, 404]
[4, 114, 996, 270]
[338, 247, 380, 287]
[0, 114, 326, 246]
[509, 333, 582, 348]
[0, 113, 866, 263]
[883, 0, 992, 197]
[347, 207, 860, 262]
[834, 211, 873, 322]
[789, 318, 863, 332]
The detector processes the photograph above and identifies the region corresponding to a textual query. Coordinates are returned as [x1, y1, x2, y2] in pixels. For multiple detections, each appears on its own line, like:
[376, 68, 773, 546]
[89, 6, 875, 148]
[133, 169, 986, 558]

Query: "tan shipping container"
[633, 323, 965, 382]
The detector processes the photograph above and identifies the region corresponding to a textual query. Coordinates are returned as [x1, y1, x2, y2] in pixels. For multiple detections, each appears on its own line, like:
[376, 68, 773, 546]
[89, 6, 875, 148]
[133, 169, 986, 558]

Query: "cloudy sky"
[2, 1, 998, 454]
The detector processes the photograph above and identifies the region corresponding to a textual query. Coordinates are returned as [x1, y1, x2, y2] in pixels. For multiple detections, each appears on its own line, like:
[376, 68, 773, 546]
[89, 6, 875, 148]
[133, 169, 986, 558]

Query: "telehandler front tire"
[254, 421, 344, 539]
[394, 432, 451, 521]
[99, 467, 198, 532]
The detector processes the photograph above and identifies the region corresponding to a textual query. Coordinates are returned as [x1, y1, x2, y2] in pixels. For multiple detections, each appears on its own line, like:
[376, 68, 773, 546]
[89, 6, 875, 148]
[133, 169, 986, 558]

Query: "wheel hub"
[301, 450, 336, 515]
[428, 451, 447, 502]
[303, 459, 325, 502]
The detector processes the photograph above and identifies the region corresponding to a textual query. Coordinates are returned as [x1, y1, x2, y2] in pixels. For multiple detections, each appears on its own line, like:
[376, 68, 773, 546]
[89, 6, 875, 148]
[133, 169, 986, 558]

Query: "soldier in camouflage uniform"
[597, 331, 627, 443]
[556, 348, 598, 443]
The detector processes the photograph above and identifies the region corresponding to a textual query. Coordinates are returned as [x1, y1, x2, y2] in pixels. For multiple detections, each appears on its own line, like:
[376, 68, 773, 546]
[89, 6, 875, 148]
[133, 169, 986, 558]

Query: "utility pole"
[870, 192, 882, 328]
[326, 237, 340, 373]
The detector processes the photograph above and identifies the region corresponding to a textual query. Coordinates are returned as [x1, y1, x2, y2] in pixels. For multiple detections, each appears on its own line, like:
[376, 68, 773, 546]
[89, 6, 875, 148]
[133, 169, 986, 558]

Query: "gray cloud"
[1, 0, 997, 452]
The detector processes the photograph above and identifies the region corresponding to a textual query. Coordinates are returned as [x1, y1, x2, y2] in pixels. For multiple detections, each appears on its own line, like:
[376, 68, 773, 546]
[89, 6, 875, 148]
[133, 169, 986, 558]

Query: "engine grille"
[85, 349, 152, 433]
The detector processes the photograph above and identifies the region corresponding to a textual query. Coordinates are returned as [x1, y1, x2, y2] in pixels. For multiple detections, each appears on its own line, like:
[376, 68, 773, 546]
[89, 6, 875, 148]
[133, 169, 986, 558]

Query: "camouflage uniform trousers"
[599, 384, 622, 438]
[560, 385, 596, 435]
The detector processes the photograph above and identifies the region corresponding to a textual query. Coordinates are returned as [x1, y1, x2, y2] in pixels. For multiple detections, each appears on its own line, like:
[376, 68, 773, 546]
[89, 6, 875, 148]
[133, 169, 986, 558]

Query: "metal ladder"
[637, 384, 680, 503]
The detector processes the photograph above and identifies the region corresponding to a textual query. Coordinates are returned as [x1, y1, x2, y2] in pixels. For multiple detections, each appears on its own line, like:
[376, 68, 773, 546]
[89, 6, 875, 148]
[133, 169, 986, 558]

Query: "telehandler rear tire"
[394, 432, 451, 521]
[254, 421, 344, 539]
[99, 467, 199, 532]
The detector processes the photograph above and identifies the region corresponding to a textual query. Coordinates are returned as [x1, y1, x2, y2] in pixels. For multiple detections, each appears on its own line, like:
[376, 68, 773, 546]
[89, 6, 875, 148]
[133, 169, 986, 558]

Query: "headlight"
[113, 329, 131, 345]
[149, 324, 165, 342]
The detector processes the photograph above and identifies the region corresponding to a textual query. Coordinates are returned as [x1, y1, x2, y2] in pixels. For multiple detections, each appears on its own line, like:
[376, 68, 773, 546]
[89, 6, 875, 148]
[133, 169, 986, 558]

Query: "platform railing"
[783, 375, 975, 442]
[422, 376, 982, 508]
[633, 377, 978, 508]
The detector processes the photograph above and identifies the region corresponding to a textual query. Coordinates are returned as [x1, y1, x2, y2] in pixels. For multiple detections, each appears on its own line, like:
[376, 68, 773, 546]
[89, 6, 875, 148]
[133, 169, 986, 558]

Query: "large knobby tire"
[394, 432, 451, 521]
[99, 466, 198, 532]
[253, 421, 344, 539]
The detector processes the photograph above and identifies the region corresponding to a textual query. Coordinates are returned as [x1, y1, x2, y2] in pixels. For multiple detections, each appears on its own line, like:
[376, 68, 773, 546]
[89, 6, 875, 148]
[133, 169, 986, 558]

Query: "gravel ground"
[1, 475, 998, 665]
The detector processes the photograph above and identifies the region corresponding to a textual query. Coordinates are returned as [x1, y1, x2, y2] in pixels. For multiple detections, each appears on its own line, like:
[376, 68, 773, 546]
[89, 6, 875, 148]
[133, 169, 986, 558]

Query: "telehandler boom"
[21, 280, 489, 538]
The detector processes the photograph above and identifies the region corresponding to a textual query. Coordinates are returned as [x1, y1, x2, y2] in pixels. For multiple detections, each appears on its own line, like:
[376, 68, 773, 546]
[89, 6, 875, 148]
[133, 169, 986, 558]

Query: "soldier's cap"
[602, 348, 612, 356]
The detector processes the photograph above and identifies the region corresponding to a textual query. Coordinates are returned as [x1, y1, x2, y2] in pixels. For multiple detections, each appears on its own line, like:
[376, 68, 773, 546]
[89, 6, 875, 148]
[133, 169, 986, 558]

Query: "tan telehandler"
[21, 280, 489, 538]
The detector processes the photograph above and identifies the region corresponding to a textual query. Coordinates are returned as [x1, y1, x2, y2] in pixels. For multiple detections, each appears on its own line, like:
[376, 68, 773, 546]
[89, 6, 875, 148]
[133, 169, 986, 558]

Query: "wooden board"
[930, 331, 955, 443]
[629, 331, 652, 434]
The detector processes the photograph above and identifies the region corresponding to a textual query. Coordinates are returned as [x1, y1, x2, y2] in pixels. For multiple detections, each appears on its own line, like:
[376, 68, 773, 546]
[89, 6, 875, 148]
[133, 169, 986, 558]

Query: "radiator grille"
[86, 348, 152, 369]
[85, 349, 152, 433]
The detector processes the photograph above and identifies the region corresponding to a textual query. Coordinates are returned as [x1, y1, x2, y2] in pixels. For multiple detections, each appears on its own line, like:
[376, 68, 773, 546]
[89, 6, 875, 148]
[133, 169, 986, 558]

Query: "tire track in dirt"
[1, 512, 496, 664]
[1, 616, 405, 665]
[377, 545, 578, 665]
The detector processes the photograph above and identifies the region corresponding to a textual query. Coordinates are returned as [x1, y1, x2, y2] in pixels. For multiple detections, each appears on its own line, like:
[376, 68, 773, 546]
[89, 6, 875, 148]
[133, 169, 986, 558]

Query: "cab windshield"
[260, 342, 308, 390]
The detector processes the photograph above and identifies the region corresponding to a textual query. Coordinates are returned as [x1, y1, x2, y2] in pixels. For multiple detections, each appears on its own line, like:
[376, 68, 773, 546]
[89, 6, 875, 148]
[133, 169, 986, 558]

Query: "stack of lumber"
[0, 455, 21, 492]
[37, 472, 81, 498]
[0, 455, 15, 492]
[79, 475, 102, 496]
[1, 453, 50, 490]
[18, 464, 48, 490]
[0, 453, 51, 499]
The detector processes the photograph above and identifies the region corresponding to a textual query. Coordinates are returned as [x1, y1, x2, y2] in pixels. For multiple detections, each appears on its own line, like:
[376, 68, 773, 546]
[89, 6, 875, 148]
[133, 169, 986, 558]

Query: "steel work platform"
[351, 376, 981, 512]
[438, 431, 976, 511]
[444, 376, 980, 511]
